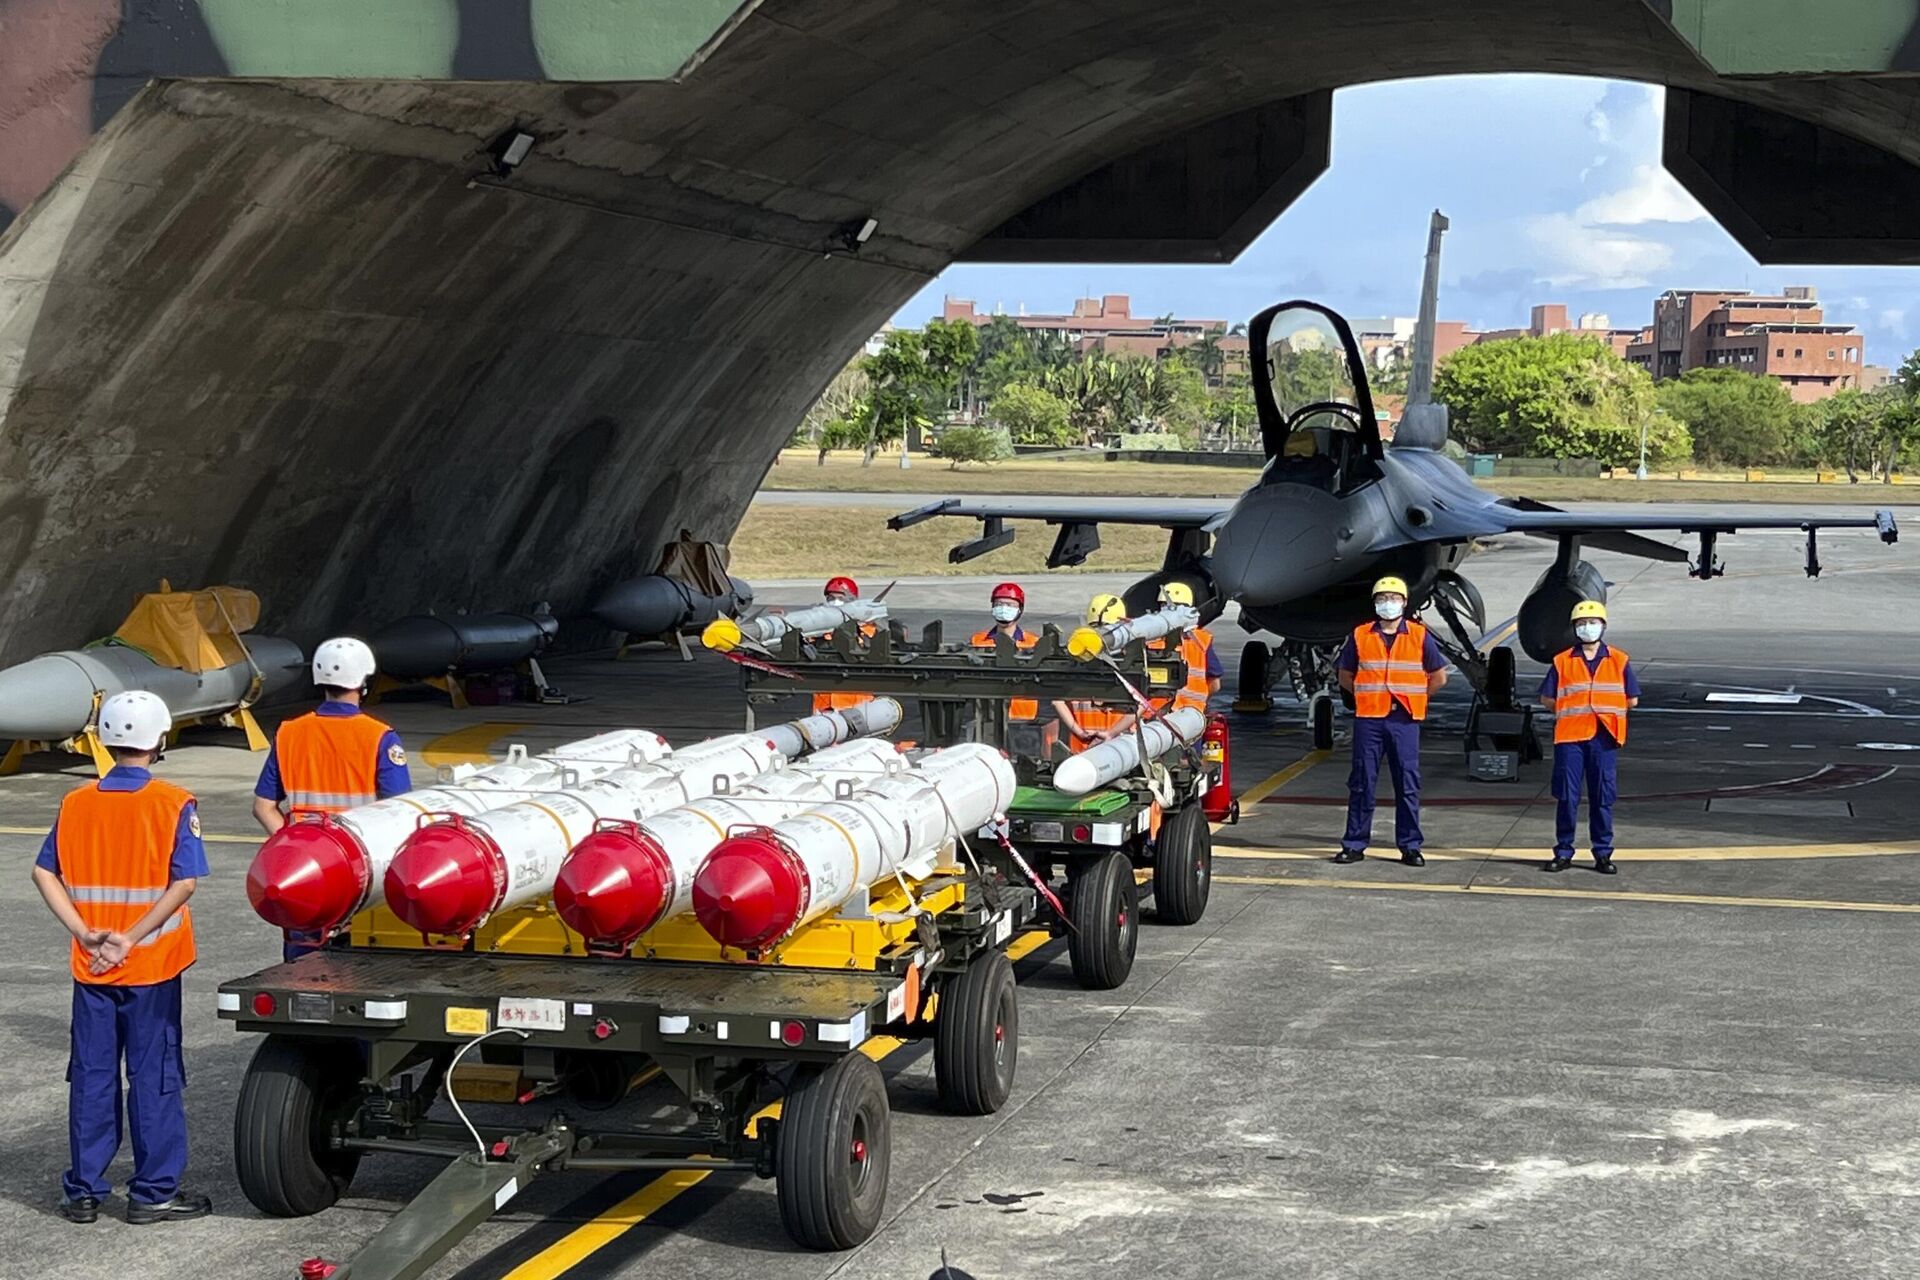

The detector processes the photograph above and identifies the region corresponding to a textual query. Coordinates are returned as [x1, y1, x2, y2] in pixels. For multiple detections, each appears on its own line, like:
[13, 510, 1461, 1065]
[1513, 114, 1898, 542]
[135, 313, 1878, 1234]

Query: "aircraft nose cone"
[1210, 489, 1348, 606]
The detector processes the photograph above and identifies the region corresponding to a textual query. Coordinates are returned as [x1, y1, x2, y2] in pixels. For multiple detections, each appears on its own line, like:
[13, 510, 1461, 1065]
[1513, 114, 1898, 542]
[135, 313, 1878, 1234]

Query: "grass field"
[730, 504, 1169, 579]
[765, 450, 1913, 505]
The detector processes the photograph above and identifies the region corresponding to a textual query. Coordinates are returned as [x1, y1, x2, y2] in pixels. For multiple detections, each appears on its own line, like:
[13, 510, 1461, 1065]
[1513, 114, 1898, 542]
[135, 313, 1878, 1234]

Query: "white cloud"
[1576, 164, 1708, 225]
[1879, 307, 1908, 338]
[1525, 212, 1674, 289]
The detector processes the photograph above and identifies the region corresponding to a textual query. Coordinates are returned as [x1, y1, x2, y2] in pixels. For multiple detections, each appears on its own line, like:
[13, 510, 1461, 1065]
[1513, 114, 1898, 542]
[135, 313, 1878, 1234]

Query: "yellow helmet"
[1086, 593, 1126, 625]
[1372, 576, 1409, 598]
[1571, 600, 1608, 623]
[1158, 581, 1195, 607]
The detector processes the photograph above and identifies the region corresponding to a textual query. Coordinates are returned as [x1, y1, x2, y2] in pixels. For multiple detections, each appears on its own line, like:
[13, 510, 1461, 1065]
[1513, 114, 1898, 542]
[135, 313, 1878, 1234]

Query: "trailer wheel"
[934, 951, 1018, 1115]
[1153, 802, 1213, 926]
[1068, 850, 1138, 990]
[777, 1052, 891, 1250]
[234, 1035, 364, 1217]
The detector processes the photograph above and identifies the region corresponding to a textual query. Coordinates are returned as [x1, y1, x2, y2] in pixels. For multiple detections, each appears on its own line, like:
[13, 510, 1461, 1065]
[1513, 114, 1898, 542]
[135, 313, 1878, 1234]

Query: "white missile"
[1066, 604, 1200, 660]
[700, 600, 888, 652]
[762, 697, 902, 758]
[693, 742, 1017, 950]
[246, 728, 671, 937]
[554, 737, 905, 948]
[1052, 706, 1207, 795]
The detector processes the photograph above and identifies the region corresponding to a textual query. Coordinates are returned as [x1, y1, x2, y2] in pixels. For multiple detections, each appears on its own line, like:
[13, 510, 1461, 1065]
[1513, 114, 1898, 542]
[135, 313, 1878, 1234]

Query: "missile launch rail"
[218, 876, 1038, 1279]
[727, 620, 1221, 992]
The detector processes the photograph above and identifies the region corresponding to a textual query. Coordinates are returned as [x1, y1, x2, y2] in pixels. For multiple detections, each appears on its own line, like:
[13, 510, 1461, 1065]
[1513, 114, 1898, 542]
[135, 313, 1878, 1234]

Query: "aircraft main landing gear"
[1234, 641, 1272, 713]
[1309, 693, 1335, 751]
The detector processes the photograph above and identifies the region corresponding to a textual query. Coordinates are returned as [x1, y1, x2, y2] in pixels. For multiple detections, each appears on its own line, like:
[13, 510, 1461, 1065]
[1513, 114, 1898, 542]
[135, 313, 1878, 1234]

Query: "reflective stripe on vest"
[970, 629, 1039, 720]
[276, 711, 394, 814]
[1552, 646, 1631, 745]
[1352, 621, 1430, 720]
[54, 778, 197, 985]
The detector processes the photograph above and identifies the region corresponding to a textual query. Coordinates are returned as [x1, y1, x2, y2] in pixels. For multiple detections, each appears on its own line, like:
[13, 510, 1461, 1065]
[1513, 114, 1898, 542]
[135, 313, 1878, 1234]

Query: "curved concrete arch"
[2, 0, 1919, 662]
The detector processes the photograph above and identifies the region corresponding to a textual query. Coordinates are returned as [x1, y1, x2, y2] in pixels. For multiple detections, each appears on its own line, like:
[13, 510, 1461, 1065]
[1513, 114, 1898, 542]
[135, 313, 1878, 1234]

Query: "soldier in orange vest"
[1333, 576, 1449, 867]
[1540, 600, 1640, 875]
[253, 636, 411, 958]
[33, 691, 213, 1224]
[971, 581, 1044, 722]
[1059, 593, 1130, 749]
[1098, 582, 1220, 737]
[812, 576, 879, 714]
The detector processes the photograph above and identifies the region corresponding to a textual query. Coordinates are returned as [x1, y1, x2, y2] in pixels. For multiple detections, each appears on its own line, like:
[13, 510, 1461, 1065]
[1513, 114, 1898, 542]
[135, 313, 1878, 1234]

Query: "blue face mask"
[991, 603, 1020, 623]
[1374, 598, 1405, 621]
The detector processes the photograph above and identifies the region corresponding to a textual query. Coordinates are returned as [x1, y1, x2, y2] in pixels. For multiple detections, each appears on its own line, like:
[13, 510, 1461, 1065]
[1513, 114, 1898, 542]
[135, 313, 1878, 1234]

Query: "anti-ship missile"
[591, 574, 754, 637]
[382, 702, 903, 938]
[1052, 707, 1207, 795]
[367, 607, 559, 681]
[0, 638, 306, 742]
[1065, 604, 1200, 660]
[693, 742, 1017, 952]
[701, 599, 888, 653]
[554, 737, 903, 950]
[246, 729, 672, 937]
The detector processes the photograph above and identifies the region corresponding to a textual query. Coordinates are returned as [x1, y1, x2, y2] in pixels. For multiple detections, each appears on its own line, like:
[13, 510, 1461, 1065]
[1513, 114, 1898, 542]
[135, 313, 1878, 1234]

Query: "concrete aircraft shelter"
[3, 0, 1920, 665]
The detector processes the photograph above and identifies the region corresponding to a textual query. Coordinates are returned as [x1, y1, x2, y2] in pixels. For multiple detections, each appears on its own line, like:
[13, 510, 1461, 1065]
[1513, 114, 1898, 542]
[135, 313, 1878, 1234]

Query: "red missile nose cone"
[384, 823, 502, 937]
[247, 822, 370, 933]
[693, 833, 809, 950]
[554, 829, 673, 946]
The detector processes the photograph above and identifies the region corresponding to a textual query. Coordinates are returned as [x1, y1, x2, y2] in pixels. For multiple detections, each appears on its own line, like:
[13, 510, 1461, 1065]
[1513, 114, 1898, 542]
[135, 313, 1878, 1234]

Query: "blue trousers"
[65, 978, 187, 1204]
[1553, 735, 1618, 860]
[1343, 716, 1424, 853]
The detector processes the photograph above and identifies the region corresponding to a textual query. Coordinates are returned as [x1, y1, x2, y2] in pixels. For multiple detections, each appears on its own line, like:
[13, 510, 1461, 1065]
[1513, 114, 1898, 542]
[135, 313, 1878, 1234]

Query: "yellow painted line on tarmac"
[506, 929, 1056, 1280]
[1, 823, 264, 845]
[1218, 873, 1920, 915]
[1235, 750, 1332, 808]
[420, 722, 531, 768]
[1215, 842, 1920, 863]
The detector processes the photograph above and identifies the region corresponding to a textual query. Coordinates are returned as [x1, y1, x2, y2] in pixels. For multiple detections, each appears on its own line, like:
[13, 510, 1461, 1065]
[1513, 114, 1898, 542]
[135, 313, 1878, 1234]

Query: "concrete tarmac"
[0, 519, 1916, 1278]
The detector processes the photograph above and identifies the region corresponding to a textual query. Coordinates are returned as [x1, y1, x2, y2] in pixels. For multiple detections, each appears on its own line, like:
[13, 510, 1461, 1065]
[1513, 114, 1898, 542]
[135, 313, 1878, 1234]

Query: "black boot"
[1331, 849, 1365, 865]
[58, 1196, 100, 1225]
[1399, 850, 1425, 867]
[1594, 859, 1618, 875]
[127, 1192, 212, 1225]
[1543, 857, 1572, 873]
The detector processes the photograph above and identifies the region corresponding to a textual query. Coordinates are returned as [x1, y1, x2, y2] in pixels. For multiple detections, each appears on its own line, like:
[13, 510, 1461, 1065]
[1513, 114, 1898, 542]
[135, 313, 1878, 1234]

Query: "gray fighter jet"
[891, 214, 1898, 747]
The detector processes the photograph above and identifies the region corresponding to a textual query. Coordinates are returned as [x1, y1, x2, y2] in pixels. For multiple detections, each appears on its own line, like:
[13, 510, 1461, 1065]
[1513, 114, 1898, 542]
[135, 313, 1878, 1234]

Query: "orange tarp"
[112, 582, 261, 673]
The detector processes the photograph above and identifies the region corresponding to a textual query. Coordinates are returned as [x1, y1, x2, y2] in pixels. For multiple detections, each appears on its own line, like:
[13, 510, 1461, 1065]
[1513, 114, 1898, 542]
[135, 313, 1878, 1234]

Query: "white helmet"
[312, 637, 378, 690]
[97, 691, 172, 751]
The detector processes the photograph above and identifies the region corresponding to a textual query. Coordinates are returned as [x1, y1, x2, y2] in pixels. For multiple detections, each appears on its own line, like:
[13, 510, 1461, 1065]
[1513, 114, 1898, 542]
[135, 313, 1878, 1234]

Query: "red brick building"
[940, 294, 1248, 378]
[1624, 287, 1865, 402]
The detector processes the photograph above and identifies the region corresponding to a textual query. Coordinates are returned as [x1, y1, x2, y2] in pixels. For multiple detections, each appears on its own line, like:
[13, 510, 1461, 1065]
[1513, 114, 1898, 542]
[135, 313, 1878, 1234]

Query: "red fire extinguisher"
[1200, 714, 1237, 823]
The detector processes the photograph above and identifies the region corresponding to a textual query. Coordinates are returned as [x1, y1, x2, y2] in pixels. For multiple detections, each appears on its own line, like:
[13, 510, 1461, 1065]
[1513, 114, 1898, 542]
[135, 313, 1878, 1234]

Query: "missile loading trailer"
[727, 618, 1230, 991]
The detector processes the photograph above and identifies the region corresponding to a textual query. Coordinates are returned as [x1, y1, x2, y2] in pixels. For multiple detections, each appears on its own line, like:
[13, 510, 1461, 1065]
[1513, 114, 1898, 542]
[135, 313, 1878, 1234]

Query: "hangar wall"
[3, 0, 1919, 664]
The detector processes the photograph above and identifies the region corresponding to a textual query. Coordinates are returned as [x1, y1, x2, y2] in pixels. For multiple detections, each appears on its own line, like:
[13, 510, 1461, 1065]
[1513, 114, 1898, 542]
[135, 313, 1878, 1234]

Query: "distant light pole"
[1637, 415, 1649, 480]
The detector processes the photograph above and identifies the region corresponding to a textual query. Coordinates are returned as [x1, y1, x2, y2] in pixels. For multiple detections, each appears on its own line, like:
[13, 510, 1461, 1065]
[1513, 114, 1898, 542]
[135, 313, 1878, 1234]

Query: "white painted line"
[1707, 692, 1803, 705]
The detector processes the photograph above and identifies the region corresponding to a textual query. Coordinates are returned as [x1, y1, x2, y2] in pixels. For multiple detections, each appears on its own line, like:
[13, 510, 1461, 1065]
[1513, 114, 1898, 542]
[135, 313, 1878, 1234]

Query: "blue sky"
[892, 75, 1916, 367]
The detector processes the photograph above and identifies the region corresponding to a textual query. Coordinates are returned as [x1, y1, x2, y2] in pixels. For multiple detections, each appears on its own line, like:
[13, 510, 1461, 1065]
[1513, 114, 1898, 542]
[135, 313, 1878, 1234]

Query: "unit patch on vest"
[387, 744, 408, 767]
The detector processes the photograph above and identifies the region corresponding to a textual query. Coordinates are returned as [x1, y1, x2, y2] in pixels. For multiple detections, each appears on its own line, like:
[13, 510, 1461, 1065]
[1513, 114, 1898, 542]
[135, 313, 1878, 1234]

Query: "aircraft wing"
[889, 498, 1228, 567]
[1415, 498, 1898, 574]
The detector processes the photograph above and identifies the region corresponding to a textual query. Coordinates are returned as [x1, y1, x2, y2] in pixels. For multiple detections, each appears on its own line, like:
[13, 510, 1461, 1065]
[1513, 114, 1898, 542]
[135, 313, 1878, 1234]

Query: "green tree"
[793, 356, 868, 461]
[1367, 352, 1411, 398]
[936, 425, 1014, 468]
[920, 317, 980, 416]
[1435, 334, 1662, 463]
[858, 330, 933, 465]
[988, 381, 1073, 446]
[1655, 367, 1794, 468]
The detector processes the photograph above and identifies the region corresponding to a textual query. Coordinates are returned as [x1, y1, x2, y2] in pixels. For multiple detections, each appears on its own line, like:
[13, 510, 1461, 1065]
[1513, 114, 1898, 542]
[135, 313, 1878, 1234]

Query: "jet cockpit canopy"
[1251, 301, 1383, 495]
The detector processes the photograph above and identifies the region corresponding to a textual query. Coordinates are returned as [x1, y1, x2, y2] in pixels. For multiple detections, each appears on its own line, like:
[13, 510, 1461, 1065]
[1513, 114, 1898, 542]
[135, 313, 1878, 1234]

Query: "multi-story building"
[1624, 286, 1865, 402]
[939, 294, 1247, 378]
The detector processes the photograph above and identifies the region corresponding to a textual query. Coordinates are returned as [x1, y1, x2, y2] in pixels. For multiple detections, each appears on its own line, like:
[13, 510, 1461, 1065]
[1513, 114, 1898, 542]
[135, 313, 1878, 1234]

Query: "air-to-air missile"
[246, 728, 672, 938]
[380, 701, 906, 939]
[554, 737, 903, 950]
[1052, 706, 1207, 795]
[0, 637, 306, 744]
[367, 607, 560, 682]
[590, 574, 754, 638]
[692, 742, 1017, 952]
[1065, 604, 1201, 660]
[701, 599, 888, 653]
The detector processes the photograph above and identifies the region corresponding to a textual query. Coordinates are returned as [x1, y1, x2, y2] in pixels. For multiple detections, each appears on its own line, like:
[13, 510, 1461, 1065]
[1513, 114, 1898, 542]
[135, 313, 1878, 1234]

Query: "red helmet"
[990, 582, 1025, 607]
[823, 576, 858, 600]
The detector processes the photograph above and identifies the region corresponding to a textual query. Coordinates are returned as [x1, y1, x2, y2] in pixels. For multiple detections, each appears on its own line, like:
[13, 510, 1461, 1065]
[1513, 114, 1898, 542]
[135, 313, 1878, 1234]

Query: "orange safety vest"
[812, 621, 878, 714]
[276, 710, 394, 813]
[1351, 621, 1431, 721]
[1148, 632, 1213, 716]
[1065, 701, 1126, 752]
[970, 627, 1039, 721]
[55, 779, 197, 986]
[1551, 645, 1631, 745]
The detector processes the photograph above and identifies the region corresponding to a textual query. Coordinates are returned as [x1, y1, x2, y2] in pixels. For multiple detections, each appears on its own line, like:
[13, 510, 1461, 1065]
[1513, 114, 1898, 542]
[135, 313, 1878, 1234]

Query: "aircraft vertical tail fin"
[1394, 209, 1451, 450]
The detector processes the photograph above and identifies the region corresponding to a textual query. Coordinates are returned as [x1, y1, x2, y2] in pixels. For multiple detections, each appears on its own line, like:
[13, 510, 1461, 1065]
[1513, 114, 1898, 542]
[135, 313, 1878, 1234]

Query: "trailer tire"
[777, 1053, 891, 1250]
[1153, 802, 1213, 926]
[934, 951, 1018, 1115]
[233, 1035, 363, 1217]
[1068, 850, 1138, 990]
